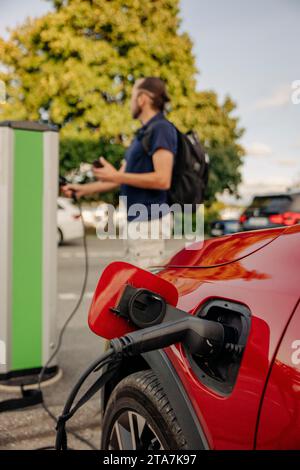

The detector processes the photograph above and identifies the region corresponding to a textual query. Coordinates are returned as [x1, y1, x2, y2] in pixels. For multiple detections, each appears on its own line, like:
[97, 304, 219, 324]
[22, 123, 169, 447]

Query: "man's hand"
[62, 184, 88, 199]
[93, 157, 121, 183]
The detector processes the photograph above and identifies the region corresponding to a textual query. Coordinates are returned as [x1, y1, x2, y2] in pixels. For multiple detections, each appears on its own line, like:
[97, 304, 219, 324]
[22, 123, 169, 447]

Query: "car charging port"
[186, 299, 251, 395]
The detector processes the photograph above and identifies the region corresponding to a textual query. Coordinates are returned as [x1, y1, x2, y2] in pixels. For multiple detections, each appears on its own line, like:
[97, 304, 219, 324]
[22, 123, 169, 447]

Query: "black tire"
[101, 370, 188, 450]
[57, 228, 63, 246]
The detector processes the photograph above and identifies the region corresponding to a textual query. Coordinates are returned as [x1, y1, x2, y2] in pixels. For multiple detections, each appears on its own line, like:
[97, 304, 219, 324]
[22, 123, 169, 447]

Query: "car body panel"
[256, 301, 300, 449]
[165, 226, 284, 268]
[157, 225, 300, 449]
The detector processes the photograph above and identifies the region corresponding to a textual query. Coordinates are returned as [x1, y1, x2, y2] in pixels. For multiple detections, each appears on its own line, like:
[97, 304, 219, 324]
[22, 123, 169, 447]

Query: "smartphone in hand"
[93, 159, 103, 168]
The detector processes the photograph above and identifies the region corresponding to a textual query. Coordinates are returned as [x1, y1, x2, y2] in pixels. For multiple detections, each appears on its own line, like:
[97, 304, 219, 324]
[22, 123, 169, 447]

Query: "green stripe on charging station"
[12, 129, 44, 370]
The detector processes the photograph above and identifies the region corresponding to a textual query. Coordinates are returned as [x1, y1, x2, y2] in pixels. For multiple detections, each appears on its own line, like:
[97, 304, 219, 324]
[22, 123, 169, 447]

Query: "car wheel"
[101, 370, 187, 450]
[57, 228, 63, 246]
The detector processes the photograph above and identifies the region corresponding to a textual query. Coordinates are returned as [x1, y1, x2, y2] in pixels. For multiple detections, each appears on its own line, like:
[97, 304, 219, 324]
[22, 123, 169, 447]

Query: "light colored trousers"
[123, 213, 173, 268]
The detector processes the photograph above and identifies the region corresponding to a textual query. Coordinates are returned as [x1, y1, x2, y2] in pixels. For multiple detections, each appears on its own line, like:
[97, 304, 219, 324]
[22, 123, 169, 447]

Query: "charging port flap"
[88, 262, 178, 339]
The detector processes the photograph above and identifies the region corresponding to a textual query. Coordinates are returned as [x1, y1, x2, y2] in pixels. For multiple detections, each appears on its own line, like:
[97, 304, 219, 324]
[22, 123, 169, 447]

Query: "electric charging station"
[0, 121, 59, 384]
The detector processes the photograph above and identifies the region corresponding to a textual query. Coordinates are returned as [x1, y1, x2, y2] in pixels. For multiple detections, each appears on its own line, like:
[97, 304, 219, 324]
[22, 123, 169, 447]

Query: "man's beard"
[132, 104, 142, 120]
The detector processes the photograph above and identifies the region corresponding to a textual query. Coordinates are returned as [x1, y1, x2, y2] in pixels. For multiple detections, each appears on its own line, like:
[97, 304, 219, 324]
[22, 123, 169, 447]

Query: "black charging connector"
[111, 284, 194, 328]
[56, 280, 248, 450]
[58, 175, 68, 187]
[59, 175, 78, 202]
[111, 316, 225, 358]
[111, 285, 167, 328]
[55, 313, 226, 450]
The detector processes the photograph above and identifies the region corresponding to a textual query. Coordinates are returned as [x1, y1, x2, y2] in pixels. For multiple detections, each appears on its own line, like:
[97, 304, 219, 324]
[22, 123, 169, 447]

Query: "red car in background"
[99, 225, 300, 450]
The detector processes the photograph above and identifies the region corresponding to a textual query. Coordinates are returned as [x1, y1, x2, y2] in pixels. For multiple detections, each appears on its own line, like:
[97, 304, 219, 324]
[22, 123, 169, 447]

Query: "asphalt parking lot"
[0, 235, 185, 450]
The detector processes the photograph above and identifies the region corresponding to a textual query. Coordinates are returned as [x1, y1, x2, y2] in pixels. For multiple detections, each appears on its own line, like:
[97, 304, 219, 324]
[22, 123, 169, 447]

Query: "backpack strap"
[141, 119, 178, 157]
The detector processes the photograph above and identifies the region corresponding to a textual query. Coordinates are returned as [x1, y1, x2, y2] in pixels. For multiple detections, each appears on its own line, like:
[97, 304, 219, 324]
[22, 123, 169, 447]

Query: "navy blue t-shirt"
[121, 112, 177, 221]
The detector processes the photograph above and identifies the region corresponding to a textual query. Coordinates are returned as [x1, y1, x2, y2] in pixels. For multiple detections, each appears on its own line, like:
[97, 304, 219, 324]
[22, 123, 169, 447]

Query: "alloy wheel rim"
[108, 410, 164, 450]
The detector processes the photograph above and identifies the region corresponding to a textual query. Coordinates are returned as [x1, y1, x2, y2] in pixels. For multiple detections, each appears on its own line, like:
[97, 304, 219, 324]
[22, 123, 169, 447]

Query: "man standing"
[64, 77, 177, 267]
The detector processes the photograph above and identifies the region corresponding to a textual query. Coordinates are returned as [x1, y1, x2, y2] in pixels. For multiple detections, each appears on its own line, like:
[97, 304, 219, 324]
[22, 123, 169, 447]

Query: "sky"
[1, 0, 299, 203]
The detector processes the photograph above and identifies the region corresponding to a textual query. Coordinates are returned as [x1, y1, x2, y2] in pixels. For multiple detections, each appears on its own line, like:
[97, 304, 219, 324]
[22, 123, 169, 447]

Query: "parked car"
[81, 203, 126, 232]
[98, 224, 300, 449]
[82, 203, 109, 229]
[57, 197, 83, 245]
[210, 219, 241, 237]
[240, 191, 300, 231]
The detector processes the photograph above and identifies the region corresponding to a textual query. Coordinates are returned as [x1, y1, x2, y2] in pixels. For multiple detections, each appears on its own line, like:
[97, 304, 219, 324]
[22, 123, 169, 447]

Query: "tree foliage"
[0, 0, 244, 203]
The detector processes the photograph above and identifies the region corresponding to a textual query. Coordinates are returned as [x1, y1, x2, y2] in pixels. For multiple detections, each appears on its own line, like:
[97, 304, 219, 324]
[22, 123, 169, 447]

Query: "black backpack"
[142, 121, 210, 211]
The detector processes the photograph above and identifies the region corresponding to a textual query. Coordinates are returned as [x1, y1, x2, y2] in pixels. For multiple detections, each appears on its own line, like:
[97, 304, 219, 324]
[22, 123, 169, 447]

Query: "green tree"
[0, 0, 244, 204]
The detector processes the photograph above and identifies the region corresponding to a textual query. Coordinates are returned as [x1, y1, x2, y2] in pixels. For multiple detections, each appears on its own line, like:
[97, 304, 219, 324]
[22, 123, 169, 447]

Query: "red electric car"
[97, 224, 300, 450]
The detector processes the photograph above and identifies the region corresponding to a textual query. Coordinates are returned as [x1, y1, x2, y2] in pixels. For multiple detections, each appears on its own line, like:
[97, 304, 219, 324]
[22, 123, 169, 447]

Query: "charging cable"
[55, 313, 226, 450]
[36, 194, 99, 450]
[55, 276, 246, 450]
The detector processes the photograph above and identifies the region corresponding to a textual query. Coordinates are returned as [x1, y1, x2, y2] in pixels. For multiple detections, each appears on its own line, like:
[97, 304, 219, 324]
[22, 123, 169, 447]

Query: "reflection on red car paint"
[158, 225, 300, 449]
[91, 224, 300, 450]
